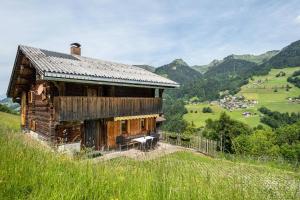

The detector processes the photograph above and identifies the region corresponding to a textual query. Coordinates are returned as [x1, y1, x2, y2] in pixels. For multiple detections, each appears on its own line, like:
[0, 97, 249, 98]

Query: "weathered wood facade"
[7, 44, 179, 150]
[53, 96, 162, 121]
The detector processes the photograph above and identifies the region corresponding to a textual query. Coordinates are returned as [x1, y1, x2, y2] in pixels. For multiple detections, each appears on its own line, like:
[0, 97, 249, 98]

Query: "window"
[121, 120, 127, 134]
[141, 119, 146, 130]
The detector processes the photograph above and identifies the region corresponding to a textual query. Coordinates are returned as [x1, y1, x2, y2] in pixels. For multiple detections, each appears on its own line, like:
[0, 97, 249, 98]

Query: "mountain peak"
[171, 59, 188, 66]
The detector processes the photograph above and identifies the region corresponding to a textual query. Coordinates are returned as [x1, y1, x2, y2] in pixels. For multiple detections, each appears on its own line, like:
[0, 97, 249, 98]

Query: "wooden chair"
[116, 135, 127, 151]
[145, 138, 152, 151]
[151, 137, 158, 148]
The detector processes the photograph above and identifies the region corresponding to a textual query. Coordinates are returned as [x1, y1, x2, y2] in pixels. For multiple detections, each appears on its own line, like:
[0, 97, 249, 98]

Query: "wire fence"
[160, 131, 218, 156]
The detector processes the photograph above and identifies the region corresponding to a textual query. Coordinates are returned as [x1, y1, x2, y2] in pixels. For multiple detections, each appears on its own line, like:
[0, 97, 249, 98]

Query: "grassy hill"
[184, 67, 300, 128]
[239, 67, 300, 112]
[0, 112, 299, 199]
[0, 111, 20, 131]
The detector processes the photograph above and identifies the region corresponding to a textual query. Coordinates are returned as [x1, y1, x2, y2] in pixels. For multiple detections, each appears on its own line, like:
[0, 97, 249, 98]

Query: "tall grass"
[0, 131, 299, 199]
[0, 113, 299, 199]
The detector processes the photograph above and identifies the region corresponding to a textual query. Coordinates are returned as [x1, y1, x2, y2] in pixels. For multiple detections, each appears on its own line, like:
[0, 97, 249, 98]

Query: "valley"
[184, 67, 300, 128]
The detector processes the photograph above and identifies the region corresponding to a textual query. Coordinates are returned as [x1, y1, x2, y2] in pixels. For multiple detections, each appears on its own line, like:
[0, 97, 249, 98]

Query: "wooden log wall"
[27, 81, 55, 140]
[55, 122, 83, 144]
[54, 96, 162, 122]
[107, 120, 121, 148]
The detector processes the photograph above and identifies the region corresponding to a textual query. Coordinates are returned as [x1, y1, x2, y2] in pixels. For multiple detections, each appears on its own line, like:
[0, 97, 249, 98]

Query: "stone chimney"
[70, 43, 81, 55]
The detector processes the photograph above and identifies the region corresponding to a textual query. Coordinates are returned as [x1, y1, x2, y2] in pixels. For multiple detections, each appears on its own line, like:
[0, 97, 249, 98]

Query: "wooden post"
[159, 89, 164, 98]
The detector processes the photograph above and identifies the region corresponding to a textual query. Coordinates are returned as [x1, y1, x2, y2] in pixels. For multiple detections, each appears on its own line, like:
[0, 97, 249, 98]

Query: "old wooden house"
[7, 43, 179, 150]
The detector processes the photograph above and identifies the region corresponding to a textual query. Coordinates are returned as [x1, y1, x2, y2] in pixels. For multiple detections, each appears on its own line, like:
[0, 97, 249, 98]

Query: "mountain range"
[191, 50, 279, 74]
[134, 39, 300, 101]
[2, 39, 300, 107]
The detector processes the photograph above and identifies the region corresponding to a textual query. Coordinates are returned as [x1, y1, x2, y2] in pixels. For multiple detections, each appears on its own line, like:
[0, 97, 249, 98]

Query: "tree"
[203, 112, 251, 153]
[162, 96, 188, 133]
[233, 130, 280, 158]
[202, 107, 213, 113]
[190, 96, 200, 103]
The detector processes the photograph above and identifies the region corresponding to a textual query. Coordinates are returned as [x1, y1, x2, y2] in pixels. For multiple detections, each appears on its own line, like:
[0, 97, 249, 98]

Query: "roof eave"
[6, 46, 21, 98]
[43, 72, 180, 89]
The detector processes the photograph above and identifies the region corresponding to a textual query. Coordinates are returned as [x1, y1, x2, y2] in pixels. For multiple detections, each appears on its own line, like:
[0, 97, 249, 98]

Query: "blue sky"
[1, 0, 300, 95]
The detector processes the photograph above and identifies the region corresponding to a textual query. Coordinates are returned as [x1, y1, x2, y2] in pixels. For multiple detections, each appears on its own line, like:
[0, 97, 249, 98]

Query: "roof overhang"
[43, 72, 180, 89]
[6, 46, 22, 98]
[7, 45, 180, 98]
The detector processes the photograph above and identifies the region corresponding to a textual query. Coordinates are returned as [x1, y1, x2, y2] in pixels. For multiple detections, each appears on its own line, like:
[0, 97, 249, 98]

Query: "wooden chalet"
[7, 43, 179, 150]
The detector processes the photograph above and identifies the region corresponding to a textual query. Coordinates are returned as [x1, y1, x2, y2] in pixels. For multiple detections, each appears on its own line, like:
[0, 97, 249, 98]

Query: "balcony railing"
[53, 96, 162, 121]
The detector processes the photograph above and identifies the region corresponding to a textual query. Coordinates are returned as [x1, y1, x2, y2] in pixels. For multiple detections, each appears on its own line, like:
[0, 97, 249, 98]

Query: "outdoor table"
[132, 136, 154, 144]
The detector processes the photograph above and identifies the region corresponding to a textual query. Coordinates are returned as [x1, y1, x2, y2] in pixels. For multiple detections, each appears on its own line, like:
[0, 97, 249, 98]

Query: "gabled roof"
[11, 45, 179, 90]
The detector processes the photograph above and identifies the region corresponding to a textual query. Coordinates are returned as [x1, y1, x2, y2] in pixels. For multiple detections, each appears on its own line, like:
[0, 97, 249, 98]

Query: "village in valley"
[218, 95, 258, 117]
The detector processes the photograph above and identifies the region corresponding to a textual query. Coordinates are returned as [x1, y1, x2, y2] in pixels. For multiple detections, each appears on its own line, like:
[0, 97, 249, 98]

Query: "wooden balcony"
[53, 96, 162, 121]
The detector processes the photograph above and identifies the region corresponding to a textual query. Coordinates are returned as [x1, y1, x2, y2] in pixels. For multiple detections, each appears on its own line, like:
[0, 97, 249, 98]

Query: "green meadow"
[0, 112, 299, 199]
[184, 67, 300, 128]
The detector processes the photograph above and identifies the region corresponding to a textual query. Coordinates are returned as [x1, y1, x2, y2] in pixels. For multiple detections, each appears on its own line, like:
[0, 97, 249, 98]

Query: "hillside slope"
[192, 59, 221, 74]
[184, 67, 300, 128]
[164, 40, 300, 101]
[0, 117, 298, 199]
[226, 50, 279, 64]
[0, 97, 20, 112]
[258, 40, 300, 74]
[155, 59, 202, 85]
[133, 64, 156, 72]
[205, 59, 258, 78]
[192, 50, 278, 74]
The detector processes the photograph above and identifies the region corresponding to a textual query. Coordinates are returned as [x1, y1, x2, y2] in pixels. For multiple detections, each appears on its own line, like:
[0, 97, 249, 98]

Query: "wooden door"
[84, 119, 107, 149]
[84, 120, 97, 148]
[96, 119, 106, 150]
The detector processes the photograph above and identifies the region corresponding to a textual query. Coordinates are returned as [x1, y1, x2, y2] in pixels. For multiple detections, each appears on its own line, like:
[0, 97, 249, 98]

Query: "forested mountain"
[256, 40, 300, 75]
[0, 97, 20, 113]
[192, 51, 278, 74]
[160, 39, 300, 101]
[225, 50, 279, 64]
[133, 40, 299, 101]
[155, 59, 202, 85]
[192, 59, 221, 74]
[160, 58, 260, 100]
[205, 59, 258, 78]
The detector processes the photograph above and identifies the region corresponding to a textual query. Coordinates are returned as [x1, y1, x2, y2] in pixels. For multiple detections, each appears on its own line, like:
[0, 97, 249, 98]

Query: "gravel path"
[93, 142, 184, 162]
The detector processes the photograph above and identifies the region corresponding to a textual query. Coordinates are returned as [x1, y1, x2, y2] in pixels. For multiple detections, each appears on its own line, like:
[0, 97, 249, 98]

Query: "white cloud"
[295, 15, 300, 24]
[1, 0, 300, 94]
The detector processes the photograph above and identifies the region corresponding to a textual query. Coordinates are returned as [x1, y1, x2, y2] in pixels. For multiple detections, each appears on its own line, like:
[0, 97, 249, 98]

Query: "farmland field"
[184, 67, 300, 128]
[0, 112, 299, 199]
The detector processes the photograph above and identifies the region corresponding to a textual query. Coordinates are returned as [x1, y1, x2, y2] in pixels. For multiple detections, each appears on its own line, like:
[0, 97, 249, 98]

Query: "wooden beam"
[16, 77, 29, 85]
[159, 89, 164, 98]
[20, 65, 33, 76]
[21, 57, 30, 65]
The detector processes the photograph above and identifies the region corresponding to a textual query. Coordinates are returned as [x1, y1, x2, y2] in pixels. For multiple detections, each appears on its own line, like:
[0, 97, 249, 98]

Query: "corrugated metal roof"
[19, 45, 179, 88]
